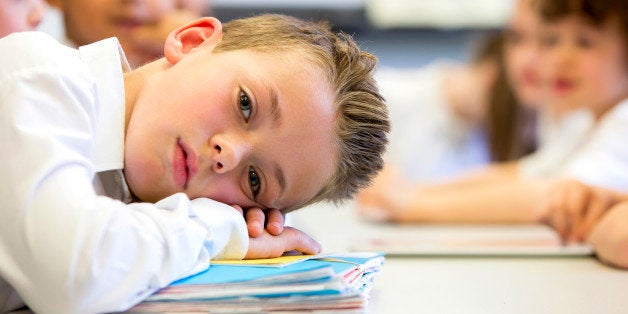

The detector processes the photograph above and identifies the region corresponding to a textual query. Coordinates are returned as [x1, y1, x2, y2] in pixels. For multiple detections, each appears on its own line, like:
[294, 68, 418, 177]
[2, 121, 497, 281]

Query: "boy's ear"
[164, 17, 223, 65]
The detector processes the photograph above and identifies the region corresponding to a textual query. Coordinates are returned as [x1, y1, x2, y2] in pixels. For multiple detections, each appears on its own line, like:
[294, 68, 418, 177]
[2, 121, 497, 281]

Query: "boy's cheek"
[189, 181, 251, 207]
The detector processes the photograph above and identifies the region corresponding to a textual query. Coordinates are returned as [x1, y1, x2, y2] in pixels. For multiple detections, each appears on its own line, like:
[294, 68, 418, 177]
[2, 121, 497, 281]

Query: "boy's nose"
[209, 136, 252, 174]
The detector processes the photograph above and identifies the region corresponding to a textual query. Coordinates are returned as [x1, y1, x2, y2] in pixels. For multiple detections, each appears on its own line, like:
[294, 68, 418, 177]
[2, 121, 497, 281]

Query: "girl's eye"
[541, 33, 559, 48]
[576, 36, 593, 48]
[239, 90, 252, 121]
[505, 29, 522, 46]
[248, 167, 261, 197]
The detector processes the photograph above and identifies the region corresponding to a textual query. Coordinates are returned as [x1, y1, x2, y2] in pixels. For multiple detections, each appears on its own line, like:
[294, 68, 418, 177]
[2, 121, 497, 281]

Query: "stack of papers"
[126, 252, 385, 313]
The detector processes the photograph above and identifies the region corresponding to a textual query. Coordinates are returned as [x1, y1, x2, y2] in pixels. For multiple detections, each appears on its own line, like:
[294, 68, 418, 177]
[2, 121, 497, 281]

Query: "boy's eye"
[248, 167, 261, 197]
[239, 90, 252, 121]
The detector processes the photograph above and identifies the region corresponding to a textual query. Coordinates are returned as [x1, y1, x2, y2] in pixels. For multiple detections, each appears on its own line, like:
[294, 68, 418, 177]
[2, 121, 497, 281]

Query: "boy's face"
[504, 0, 544, 109]
[539, 16, 628, 116]
[124, 48, 338, 211]
[0, 0, 46, 37]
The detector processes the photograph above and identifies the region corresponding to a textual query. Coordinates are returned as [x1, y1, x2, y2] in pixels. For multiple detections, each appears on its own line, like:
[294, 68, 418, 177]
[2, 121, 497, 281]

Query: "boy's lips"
[173, 139, 198, 189]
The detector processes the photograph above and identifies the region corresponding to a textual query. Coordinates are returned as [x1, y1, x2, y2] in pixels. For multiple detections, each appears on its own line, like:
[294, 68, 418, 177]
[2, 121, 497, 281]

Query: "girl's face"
[504, 0, 545, 109]
[539, 16, 628, 117]
[0, 0, 46, 37]
[57, 0, 209, 66]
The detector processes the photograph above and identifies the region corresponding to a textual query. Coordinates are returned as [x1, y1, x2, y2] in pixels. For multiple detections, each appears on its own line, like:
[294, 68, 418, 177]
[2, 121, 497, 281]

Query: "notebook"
[350, 224, 593, 257]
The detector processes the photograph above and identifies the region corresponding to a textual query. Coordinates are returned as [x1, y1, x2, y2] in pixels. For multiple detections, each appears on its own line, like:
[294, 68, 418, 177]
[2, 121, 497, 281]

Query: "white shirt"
[520, 99, 628, 192]
[0, 32, 248, 314]
[376, 63, 490, 183]
[519, 107, 595, 178]
[564, 99, 628, 191]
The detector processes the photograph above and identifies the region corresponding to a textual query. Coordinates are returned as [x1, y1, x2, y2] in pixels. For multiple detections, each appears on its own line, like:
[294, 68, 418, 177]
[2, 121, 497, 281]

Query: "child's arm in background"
[542, 179, 628, 268]
[588, 202, 628, 269]
[357, 162, 550, 224]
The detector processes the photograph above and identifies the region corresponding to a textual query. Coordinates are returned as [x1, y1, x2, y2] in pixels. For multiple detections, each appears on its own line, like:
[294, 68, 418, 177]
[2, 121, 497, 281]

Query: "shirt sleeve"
[0, 33, 248, 314]
[562, 99, 628, 192]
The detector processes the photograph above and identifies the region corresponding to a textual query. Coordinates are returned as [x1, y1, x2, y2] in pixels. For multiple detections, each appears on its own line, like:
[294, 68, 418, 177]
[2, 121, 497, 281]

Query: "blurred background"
[209, 0, 515, 68]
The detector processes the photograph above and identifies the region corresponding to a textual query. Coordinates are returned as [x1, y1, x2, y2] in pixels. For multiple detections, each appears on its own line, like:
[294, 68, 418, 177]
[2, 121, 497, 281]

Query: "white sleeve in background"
[518, 108, 594, 179]
[563, 99, 628, 192]
[0, 33, 248, 314]
[376, 64, 490, 183]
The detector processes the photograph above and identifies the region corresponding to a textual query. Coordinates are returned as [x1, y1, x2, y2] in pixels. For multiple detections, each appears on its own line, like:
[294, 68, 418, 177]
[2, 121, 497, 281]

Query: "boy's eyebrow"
[267, 84, 281, 124]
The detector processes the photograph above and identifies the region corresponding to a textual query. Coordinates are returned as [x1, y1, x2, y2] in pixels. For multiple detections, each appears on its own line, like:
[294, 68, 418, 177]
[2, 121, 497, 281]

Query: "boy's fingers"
[245, 208, 265, 237]
[282, 227, 322, 255]
[265, 209, 284, 236]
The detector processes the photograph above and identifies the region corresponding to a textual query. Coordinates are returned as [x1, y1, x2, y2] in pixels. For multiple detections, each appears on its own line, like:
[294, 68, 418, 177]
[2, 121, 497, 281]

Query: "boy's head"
[534, 0, 628, 116]
[0, 0, 46, 37]
[48, 0, 209, 66]
[123, 15, 389, 212]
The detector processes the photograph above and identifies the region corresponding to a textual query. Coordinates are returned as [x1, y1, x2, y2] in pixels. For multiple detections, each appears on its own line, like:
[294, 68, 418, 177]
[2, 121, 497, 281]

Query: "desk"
[288, 202, 628, 314]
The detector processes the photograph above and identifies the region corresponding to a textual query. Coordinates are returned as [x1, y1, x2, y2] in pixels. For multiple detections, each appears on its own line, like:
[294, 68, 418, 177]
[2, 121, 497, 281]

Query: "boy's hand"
[245, 208, 284, 237]
[230, 205, 284, 237]
[245, 226, 322, 259]
[543, 179, 627, 243]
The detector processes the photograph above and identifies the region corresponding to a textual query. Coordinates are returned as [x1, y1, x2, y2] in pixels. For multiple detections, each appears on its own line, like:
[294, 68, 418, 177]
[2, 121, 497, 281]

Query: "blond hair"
[214, 14, 390, 210]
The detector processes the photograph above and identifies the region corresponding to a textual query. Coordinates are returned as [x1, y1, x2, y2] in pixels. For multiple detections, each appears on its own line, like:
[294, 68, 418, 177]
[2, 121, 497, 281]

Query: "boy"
[0, 14, 389, 313]
[0, 0, 46, 37]
[44, 0, 210, 67]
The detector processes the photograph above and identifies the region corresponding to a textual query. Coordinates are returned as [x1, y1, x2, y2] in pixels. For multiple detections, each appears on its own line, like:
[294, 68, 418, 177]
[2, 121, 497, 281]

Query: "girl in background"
[0, 0, 47, 37]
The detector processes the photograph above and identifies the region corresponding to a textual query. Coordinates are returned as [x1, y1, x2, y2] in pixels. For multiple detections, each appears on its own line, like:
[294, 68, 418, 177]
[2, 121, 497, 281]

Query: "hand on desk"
[542, 179, 628, 243]
[356, 166, 418, 223]
[542, 179, 628, 268]
[232, 205, 322, 259]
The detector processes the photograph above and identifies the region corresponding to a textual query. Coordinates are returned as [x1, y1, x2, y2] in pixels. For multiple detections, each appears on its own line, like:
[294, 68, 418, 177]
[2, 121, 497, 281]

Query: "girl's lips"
[552, 78, 576, 94]
[111, 17, 147, 32]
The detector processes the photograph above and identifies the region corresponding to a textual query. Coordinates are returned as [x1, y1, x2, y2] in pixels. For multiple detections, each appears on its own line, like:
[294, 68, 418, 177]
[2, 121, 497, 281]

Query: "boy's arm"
[0, 34, 245, 313]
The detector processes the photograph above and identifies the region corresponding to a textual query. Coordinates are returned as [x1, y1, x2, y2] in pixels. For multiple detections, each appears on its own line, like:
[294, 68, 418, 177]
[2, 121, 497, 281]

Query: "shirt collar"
[78, 37, 131, 172]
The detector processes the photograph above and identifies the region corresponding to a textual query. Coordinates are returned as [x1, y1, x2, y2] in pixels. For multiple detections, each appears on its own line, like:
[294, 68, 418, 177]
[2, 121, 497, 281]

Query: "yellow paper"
[212, 254, 318, 267]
